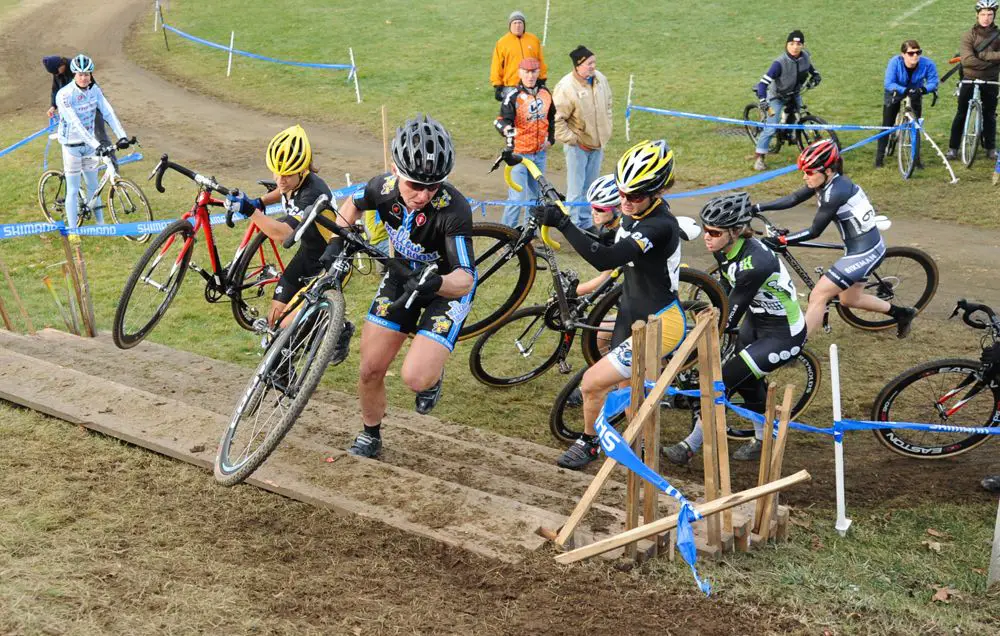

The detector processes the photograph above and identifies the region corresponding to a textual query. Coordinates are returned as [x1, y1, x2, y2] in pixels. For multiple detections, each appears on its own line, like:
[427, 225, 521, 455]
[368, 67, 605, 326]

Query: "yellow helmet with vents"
[615, 139, 675, 195]
[266, 125, 312, 176]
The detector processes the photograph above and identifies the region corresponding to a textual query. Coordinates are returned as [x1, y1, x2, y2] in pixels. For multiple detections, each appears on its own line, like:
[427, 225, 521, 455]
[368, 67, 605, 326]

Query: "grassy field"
[130, 0, 1000, 226]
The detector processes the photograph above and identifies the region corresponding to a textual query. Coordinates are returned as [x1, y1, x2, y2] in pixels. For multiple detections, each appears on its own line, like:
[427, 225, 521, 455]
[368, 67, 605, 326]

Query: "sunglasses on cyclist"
[401, 178, 442, 192]
[618, 190, 648, 203]
[904, 50, 922, 56]
[704, 228, 728, 238]
[591, 205, 617, 214]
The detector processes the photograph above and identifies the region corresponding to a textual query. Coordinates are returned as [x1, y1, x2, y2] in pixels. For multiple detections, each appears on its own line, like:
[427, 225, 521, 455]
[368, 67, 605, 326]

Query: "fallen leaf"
[930, 586, 961, 603]
[922, 540, 942, 553]
[789, 516, 812, 529]
[811, 535, 824, 551]
[972, 567, 987, 576]
[926, 528, 948, 538]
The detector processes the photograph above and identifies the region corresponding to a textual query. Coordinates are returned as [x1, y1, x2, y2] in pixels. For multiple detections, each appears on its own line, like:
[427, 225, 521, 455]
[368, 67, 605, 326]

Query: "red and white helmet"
[797, 139, 840, 173]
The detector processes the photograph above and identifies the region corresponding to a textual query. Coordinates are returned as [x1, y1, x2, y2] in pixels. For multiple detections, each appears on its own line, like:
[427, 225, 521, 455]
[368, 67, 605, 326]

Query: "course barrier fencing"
[155, 0, 361, 104]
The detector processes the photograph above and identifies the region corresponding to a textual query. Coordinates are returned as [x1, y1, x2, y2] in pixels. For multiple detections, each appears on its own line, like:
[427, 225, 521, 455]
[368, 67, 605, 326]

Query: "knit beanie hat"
[787, 30, 805, 43]
[509, 10, 526, 26]
[570, 45, 595, 67]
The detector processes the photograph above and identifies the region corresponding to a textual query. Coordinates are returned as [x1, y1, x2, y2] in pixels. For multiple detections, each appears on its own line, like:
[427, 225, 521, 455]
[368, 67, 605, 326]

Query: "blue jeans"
[755, 95, 803, 155]
[564, 143, 603, 229]
[502, 150, 547, 228]
[61, 144, 104, 229]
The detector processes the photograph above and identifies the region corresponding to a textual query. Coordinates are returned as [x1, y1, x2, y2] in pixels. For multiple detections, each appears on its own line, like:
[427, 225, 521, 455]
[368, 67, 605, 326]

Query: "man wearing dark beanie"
[553, 44, 613, 229]
[752, 30, 823, 171]
[490, 10, 548, 101]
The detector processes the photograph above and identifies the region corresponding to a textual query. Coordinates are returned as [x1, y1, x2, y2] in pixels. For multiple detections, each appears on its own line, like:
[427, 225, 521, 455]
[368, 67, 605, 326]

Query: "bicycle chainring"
[543, 301, 568, 330]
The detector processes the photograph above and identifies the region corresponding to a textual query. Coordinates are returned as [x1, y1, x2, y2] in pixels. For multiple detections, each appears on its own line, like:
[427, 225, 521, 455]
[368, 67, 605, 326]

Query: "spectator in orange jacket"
[494, 57, 555, 227]
[490, 10, 548, 101]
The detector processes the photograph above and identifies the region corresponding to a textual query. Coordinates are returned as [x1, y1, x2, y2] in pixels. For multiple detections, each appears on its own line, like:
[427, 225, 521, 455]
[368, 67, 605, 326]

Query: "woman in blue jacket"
[875, 40, 939, 167]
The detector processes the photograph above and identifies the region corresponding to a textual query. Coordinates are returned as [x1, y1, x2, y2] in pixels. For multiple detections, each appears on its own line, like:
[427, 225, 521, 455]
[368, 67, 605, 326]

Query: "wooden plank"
[625, 320, 646, 560]
[707, 317, 732, 536]
[696, 322, 721, 549]
[642, 315, 662, 559]
[554, 316, 711, 548]
[0, 255, 34, 334]
[555, 470, 812, 564]
[758, 385, 795, 543]
[754, 384, 778, 532]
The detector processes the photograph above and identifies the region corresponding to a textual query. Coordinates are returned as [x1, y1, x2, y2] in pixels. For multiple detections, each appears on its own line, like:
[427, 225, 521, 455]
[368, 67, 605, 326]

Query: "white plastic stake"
[542, 0, 550, 46]
[153, 0, 160, 31]
[349, 48, 361, 104]
[226, 31, 235, 77]
[345, 173, 352, 186]
[830, 344, 852, 537]
[625, 74, 634, 142]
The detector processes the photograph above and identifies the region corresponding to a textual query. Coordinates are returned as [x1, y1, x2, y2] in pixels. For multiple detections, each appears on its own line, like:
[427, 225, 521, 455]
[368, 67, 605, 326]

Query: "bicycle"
[742, 87, 841, 154]
[112, 154, 287, 349]
[723, 210, 939, 333]
[37, 137, 154, 242]
[883, 91, 938, 180]
[956, 79, 1000, 168]
[871, 299, 1000, 459]
[214, 194, 403, 486]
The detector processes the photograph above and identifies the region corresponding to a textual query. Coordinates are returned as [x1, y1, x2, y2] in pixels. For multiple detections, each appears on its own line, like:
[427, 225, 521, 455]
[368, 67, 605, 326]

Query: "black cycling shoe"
[982, 474, 1000, 493]
[663, 440, 695, 466]
[732, 439, 763, 461]
[894, 306, 917, 339]
[566, 387, 583, 408]
[415, 371, 445, 415]
[348, 432, 382, 458]
[556, 437, 600, 470]
[331, 320, 355, 366]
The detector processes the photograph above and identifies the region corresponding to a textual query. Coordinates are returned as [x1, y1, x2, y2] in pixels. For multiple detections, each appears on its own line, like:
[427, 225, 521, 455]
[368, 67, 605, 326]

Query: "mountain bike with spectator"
[743, 85, 839, 160]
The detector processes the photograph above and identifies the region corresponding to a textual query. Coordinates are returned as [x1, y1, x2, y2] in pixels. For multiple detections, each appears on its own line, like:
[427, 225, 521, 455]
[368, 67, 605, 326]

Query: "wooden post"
[42, 275, 73, 332]
[757, 385, 795, 543]
[381, 105, 390, 172]
[0, 289, 13, 331]
[624, 320, 647, 560]
[707, 317, 733, 536]
[61, 236, 90, 336]
[72, 242, 97, 337]
[0, 255, 34, 335]
[989, 497, 1000, 589]
[159, 3, 170, 51]
[754, 384, 778, 532]
[642, 316, 662, 558]
[696, 325, 721, 550]
[63, 264, 82, 336]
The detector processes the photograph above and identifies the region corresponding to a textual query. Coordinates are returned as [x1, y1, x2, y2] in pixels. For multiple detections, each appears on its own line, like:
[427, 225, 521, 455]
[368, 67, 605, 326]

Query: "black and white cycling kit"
[757, 174, 885, 290]
[273, 172, 339, 304]
[351, 173, 476, 351]
[558, 197, 684, 378]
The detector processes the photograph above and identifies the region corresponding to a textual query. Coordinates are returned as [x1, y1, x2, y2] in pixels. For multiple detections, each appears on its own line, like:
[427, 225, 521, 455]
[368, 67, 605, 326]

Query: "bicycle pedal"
[558, 360, 573, 374]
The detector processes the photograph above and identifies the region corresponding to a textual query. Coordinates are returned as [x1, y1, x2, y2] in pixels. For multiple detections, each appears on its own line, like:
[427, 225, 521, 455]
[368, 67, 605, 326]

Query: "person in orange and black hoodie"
[494, 57, 555, 228]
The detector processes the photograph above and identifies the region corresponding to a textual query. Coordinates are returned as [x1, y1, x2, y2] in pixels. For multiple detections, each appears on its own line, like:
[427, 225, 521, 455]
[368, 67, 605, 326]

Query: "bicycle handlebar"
[148, 153, 233, 198]
[490, 133, 562, 250]
[950, 298, 999, 330]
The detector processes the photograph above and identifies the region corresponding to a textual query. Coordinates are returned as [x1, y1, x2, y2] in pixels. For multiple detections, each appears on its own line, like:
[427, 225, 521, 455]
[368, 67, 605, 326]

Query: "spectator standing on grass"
[494, 57, 555, 228]
[947, 1, 1000, 161]
[753, 30, 822, 172]
[490, 10, 548, 102]
[553, 45, 613, 230]
[43, 55, 114, 164]
[875, 40, 938, 168]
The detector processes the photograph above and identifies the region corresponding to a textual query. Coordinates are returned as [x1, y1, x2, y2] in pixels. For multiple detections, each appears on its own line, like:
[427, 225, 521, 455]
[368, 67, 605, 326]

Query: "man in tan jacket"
[553, 45, 612, 229]
[948, 1, 1000, 159]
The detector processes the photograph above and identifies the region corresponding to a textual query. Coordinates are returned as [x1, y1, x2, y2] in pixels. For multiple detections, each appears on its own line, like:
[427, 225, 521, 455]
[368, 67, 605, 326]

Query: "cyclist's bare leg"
[838, 281, 891, 314]
[269, 300, 288, 328]
[400, 335, 451, 392]
[804, 276, 843, 336]
[580, 356, 627, 436]
[358, 321, 408, 425]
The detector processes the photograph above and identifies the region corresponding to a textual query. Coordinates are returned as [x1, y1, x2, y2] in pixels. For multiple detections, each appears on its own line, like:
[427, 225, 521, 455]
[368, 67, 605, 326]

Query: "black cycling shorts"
[365, 271, 473, 352]
[272, 250, 323, 304]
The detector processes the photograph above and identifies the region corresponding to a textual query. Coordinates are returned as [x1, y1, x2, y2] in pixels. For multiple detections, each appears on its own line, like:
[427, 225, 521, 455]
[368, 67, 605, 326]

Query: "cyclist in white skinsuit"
[55, 54, 128, 232]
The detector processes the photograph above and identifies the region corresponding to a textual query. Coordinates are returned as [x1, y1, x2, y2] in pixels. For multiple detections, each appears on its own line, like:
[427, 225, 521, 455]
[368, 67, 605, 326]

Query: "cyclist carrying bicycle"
[533, 140, 685, 470]
[753, 30, 822, 172]
[330, 114, 476, 459]
[664, 193, 806, 464]
[756, 139, 917, 339]
[875, 40, 939, 168]
[947, 0, 1000, 161]
[54, 54, 130, 232]
[225, 125, 355, 365]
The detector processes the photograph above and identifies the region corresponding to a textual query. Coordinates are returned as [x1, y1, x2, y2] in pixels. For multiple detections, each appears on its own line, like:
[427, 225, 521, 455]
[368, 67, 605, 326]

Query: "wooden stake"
[0, 288, 13, 331]
[758, 385, 795, 543]
[42, 275, 73, 332]
[61, 236, 87, 333]
[696, 324, 721, 549]
[554, 315, 712, 548]
[381, 105, 390, 172]
[624, 320, 647, 560]
[71, 242, 97, 336]
[555, 470, 812, 564]
[63, 264, 82, 336]
[642, 315, 663, 559]
[754, 384, 778, 532]
[707, 317, 733, 536]
[0, 255, 34, 334]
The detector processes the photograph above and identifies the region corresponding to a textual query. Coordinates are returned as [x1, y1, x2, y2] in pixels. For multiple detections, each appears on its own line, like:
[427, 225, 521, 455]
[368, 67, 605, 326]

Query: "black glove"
[536, 78, 547, 88]
[494, 85, 504, 101]
[401, 265, 443, 303]
[758, 98, 769, 111]
[318, 239, 345, 269]
[95, 144, 114, 157]
[115, 136, 131, 150]
[906, 87, 921, 97]
[919, 86, 929, 95]
[531, 204, 570, 230]
[807, 73, 822, 89]
[761, 236, 786, 252]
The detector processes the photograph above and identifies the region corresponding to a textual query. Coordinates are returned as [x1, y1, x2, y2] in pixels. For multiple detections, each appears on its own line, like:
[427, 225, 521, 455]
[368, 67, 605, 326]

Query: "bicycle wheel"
[795, 115, 840, 150]
[725, 346, 822, 438]
[836, 246, 938, 331]
[579, 267, 729, 366]
[896, 114, 918, 180]
[458, 222, 536, 340]
[230, 232, 284, 331]
[107, 179, 154, 243]
[112, 219, 195, 349]
[742, 103, 765, 144]
[870, 359, 996, 459]
[38, 170, 66, 224]
[215, 290, 346, 485]
[961, 101, 982, 167]
[885, 128, 899, 158]
[468, 305, 565, 387]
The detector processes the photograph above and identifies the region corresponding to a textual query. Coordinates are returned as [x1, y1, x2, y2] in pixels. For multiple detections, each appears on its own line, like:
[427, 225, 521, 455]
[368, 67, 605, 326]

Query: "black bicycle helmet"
[391, 114, 455, 184]
[699, 192, 752, 228]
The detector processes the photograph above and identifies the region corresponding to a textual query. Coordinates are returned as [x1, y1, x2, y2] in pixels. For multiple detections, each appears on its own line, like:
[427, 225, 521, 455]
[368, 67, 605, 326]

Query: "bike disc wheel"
[230, 232, 284, 331]
[897, 114, 918, 180]
[796, 115, 840, 150]
[961, 101, 981, 167]
[215, 290, 346, 485]
[38, 170, 66, 224]
[742, 103, 764, 144]
[458, 222, 536, 340]
[107, 179, 154, 243]
[112, 219, 194, 349]
[836, 246, 938, 331]
[468, 305, 565, 387]
[870, 359, 996, 459]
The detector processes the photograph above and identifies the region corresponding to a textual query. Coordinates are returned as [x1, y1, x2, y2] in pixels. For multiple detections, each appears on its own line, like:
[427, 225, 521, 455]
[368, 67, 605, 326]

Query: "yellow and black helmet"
[266, 124, 312, 176]
[615, 139, 675, 196]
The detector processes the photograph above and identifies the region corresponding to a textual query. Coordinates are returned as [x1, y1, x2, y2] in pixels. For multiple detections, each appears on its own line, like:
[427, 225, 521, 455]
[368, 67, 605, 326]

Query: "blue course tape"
[627, 104, 892, 131]
[838, 419, 1000, 436]
[162, 24, 353, 71]
[0, 123, 56, 159]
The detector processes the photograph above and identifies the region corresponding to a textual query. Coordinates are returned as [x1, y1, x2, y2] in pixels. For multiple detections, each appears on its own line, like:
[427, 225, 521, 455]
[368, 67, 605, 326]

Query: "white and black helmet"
[699, 192, 753, 229]
[977, 0, 998, 11]
[69, 54, 94, 73]
[586, 174, 620, 208]
[391, 114, 455, 184]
